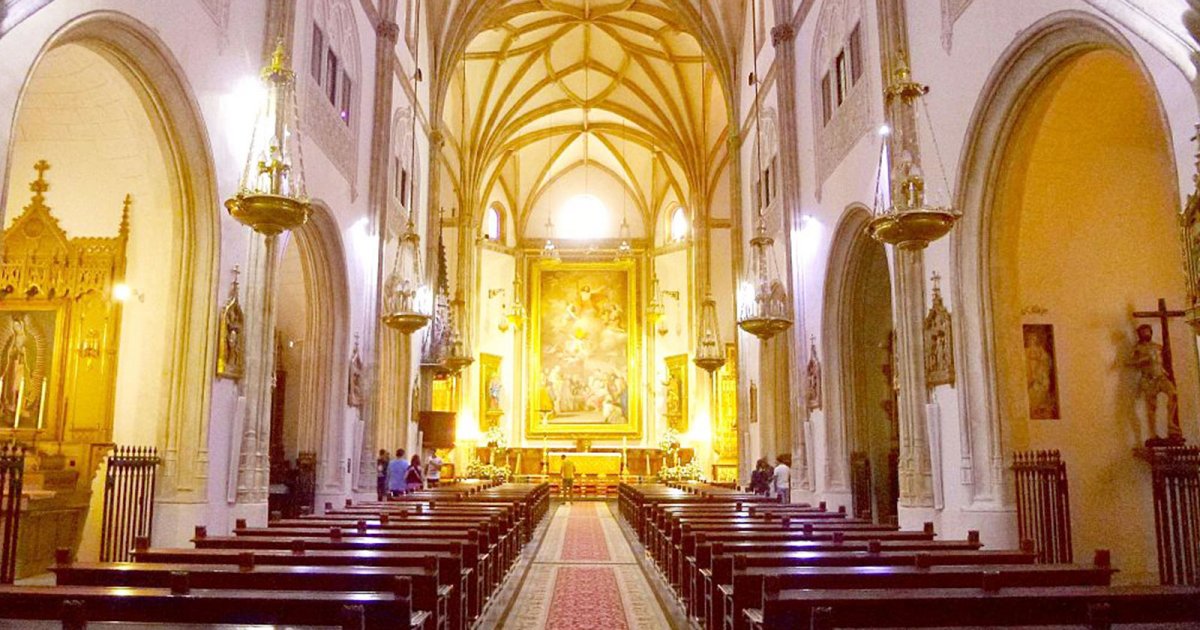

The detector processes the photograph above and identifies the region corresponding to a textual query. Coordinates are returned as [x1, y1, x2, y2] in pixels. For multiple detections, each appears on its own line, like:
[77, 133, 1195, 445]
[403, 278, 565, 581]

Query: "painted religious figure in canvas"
[0, 310, 56, 428]
[1022, 324, 1060, 419]
[536, 266, 632, 427]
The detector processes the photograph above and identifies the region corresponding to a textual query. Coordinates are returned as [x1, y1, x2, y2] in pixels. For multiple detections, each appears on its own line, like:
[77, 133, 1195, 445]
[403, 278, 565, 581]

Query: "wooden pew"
[725, 559, 1116, 630]
[747, 584, 1200, 629]
[135, 543, 478, 624]
[701, 548, 1036, 629]
[0, 580, 426, 629]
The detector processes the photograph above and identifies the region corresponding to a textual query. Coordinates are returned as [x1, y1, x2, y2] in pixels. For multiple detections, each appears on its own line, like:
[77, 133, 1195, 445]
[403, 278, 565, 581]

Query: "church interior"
[0, 0, 1197, 627]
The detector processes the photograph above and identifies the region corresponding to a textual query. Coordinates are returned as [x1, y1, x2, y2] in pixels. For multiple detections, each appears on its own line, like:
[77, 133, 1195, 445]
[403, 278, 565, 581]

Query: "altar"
[547, 451, 623, 476]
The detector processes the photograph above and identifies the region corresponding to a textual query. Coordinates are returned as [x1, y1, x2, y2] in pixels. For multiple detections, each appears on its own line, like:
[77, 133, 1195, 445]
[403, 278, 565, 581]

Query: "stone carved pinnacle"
[29, 160, 51, 203]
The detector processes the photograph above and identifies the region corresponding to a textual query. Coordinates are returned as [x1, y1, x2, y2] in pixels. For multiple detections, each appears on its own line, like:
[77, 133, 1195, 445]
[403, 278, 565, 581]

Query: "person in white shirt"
[772, 454, 791, 504]
[426, 451, 443, 488]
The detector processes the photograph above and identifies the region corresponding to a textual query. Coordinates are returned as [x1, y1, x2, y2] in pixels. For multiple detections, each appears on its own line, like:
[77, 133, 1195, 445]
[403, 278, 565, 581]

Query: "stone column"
[236, 235, 280, 504]
[359, 16, 402, 491]
[875, 0, 934, 507]
[770, 21, 812, 490]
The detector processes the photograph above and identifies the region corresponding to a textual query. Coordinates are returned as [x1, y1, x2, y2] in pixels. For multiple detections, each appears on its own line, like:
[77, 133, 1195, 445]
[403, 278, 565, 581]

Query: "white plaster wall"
[0, 0, 415, 544]
[772, 0, 1200, 559]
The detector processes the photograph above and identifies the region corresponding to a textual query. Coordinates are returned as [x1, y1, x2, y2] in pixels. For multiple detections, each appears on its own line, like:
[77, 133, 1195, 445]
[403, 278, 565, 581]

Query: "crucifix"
[1132, 298, 1185, 441]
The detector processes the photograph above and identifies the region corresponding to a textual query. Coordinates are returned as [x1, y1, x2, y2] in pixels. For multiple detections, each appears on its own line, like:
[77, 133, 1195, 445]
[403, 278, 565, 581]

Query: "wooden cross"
[1133, 298, 1185, 382]
[1134, 298, 1185, 429]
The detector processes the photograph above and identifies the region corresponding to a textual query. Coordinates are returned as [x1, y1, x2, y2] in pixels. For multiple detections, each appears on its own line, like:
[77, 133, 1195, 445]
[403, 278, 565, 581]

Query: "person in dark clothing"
[749, 458, 772, 495]
[375, 449, 390, 501]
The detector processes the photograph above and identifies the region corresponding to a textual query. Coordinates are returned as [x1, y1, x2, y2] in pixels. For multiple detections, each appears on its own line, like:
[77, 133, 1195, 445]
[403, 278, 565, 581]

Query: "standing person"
[772, 454, 791, 504]
[375, 449, 390, 501]
[406, 454, 424, 491]
[425, 451, 443, 488]
[749, 458, 771, 496]
[559, 454, 576, 503]
[386, 448, 409, 497]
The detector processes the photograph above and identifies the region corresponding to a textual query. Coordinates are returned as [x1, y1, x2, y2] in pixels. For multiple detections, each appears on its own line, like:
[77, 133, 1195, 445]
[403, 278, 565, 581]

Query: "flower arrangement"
[658, 460, 704, 483]
[465, 458, 511, 483]
[658, 427, 681, 456]
[483, 425, 508, 449]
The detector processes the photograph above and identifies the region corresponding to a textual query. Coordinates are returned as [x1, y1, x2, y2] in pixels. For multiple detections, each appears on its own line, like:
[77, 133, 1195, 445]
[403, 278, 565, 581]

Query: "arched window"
[392, 108, 412, 209]
[308, 0, 359, 126]
[483, 204, 504, 242]
[669, 206, 689, 242]
[558, 194, 609, 239]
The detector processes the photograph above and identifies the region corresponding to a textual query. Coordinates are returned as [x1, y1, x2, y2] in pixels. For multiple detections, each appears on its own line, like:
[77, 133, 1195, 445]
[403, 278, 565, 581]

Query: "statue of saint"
[347, 338, 364, 408]
[1128, 324, 1182, 444]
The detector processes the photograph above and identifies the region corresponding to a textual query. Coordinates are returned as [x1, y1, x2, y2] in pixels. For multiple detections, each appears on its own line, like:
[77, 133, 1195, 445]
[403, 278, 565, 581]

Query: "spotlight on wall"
[112, 283, 144, 303]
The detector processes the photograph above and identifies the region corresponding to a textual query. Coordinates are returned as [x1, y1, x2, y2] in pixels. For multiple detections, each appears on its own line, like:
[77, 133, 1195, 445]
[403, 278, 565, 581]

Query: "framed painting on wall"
[1022, 323, 1061, 419]
[0, 305, 65, 430]
[664, 354, 688, 433]
[479, 353, 503, 432]
[527, 258, 640, 436]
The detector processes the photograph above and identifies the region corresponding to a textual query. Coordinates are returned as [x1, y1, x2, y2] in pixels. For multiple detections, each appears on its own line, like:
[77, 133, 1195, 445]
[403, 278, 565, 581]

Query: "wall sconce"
[658, 290, 680, 337]
[488, 288, 509, 332]
[112, 283, 144, 303]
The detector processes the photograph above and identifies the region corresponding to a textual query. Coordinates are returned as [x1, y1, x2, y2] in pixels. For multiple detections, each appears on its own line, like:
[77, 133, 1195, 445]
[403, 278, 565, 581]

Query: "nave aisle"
[495, 502, 675, 629]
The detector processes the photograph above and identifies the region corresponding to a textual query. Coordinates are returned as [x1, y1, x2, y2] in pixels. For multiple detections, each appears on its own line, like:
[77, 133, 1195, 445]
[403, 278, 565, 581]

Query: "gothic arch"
[1, 11, 221, 502]
[280, 202, 352, 495]
[952, 10, 1178, 509]
[821, 204, 892, 491]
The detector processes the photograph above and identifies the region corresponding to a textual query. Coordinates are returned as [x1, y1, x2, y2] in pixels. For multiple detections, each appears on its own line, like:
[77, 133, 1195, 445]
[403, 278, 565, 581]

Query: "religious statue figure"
[805, 337, 822, 411]
[1128, 323, 1183, 444]
[347, 335, 364, 408]
[487, 371, 503, 412]
[924, 273, 955, 388]
[217, 267, 245, 380]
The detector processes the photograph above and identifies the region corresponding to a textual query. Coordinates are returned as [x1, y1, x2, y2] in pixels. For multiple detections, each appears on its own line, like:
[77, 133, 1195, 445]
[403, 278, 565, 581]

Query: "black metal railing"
[0, 444, 24, 583]
[1012, 449, 1072, 563]
[100, 446, 160, 562]
[1149, 446, 1200, 585]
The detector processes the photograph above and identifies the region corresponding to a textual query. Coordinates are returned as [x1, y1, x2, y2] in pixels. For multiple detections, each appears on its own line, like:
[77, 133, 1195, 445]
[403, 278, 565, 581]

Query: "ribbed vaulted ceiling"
[437, 0, 735, 241]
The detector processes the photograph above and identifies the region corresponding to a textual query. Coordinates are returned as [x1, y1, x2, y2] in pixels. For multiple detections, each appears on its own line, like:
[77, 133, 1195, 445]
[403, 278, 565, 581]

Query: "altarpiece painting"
[528, 260, 639, 436]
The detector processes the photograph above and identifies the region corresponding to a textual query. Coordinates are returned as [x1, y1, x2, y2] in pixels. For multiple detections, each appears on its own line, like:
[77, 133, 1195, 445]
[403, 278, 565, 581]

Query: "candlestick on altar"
[12, 378, 24, 428]
[36, 378, 46, 430]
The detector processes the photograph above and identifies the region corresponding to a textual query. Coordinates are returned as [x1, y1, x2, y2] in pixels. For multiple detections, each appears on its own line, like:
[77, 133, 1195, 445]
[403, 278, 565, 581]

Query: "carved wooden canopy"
[1, 160, 128, 300]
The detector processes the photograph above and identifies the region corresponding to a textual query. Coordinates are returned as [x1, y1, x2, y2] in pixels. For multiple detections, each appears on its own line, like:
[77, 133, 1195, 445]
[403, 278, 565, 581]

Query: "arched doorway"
[271, 204, 350, 516]
[824, 207, 898, 523]
[1, 13, 219, 555]
[985, 45, 1195, 582]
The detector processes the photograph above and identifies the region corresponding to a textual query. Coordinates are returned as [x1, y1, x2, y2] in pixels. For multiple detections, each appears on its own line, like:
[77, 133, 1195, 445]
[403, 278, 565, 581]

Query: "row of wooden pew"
[619, 482, 1200, 629]
[0, 480, 549, 629]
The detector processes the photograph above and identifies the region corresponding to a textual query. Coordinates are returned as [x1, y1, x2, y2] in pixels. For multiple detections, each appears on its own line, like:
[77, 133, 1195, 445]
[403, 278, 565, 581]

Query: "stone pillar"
[875, 0, 934, 507]
[367, 11, 410, 465]
[236, 236, 280, 504]
[770, 21, 812, 490]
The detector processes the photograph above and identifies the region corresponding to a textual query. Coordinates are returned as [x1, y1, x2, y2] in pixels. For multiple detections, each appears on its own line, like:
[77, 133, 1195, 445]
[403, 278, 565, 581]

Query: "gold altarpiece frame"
[1, 161, 128, 453]
[527, 258, 641, 437]
[716, 344, 738, 460]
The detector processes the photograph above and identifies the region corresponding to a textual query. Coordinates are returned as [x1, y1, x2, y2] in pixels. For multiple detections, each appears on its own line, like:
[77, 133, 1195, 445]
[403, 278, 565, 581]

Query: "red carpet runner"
[500, 502, 670, 628]
[560, 507, 611, 561]
[545, 566, 629, 629]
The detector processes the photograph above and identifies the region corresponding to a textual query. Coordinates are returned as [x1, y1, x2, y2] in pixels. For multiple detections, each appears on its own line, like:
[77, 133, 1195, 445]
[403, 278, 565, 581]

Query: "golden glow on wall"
[993, 49, 1190, 583]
